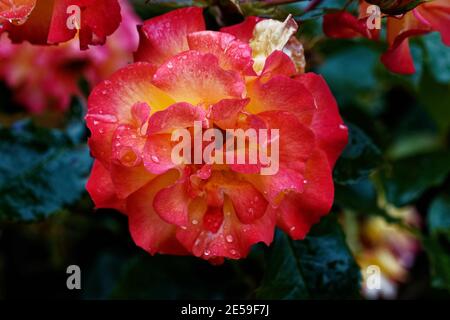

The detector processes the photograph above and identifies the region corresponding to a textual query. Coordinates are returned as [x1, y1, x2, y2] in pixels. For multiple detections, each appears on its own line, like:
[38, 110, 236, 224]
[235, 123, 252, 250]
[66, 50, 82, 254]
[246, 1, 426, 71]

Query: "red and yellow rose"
[86, 7, 348, 263]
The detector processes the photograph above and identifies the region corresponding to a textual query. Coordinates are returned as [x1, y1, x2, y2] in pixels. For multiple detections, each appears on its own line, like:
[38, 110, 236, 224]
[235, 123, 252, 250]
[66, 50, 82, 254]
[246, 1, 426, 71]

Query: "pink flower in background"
[0, 0, 140, 113]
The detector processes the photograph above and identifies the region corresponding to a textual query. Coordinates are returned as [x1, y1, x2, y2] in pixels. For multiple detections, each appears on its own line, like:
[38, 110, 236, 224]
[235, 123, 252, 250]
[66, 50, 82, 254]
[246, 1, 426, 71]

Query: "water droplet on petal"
[192, 219, 199, 225]
[226, 235, 234, 243]
[204, 249, 210, 256]
[290, 226, 296, 232]
[151, 155, 160, 163]
[339, 124, 347, 130]
[303, 179, 308, 184]
[87, 114, 117, 124]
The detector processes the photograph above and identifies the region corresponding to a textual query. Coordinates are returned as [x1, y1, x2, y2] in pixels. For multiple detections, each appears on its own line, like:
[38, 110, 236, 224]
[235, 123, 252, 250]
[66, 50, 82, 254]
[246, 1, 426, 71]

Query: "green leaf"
[428, 195, 450, 235]
[333, 123, 382, 185]
[424, 195, 450, 291]
[0, 120, 92, 222]
[256, 215, 361, 299]
[424, 237, 450, 292]
[98, 254, 250, 299]
[365, 0, 425, 15]
[380, 151, 450, 207]
[335, 179, 378, 213]
[418, 71, 450, 133]
[131, 0, 207, 19]
[422, 32, 450, 84]
[318, 45, 380, 107]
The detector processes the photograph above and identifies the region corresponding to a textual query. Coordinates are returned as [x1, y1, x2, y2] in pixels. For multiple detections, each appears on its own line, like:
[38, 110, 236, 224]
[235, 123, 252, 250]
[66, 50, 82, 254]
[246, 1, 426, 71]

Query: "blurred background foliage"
[0, 0, 449, 299]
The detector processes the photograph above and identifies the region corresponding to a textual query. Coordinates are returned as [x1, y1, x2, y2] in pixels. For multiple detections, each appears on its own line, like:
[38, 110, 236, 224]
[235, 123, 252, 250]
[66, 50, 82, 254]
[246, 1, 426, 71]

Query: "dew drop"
[226, 235, 234, 243]
[303, 179, 308, 184]
[87, 114, 117, 124]
[204, 249, 210, 256]
[339, 124, 347, 130]
[290, 226, 296, 232]
[151, 155, 160, 163]
[192, 219, 199, 225]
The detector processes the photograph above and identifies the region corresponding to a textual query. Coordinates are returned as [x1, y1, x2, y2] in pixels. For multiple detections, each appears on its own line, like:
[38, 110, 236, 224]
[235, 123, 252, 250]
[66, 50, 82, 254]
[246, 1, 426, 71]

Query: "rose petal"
[246, 75, 315, 125]
[208, 98, 249, 129]
[220, 16, 263, 43]
[0, 0, 36, 23]
[242, 111, 315, 205]
[143, 133, 177, 174]
[134, 7, 205, 66]
[153, 170, 191, 226]
[86, 62, 174, 166]
[127, 169, 187, 255]
[86, 160, 126, 212]
[296, 72, 348, 168]
[277, 149, 334, 240]
[110, 163, 155, 200]
[176, 191, 276, 260]
[323, 11, 372, 39]
[415, 1, 450, 46]
[152, 50, 245, 105]
[6, 0, 55, 44]
[187, 31, 255, 75]
[147, 102, 206, 135]
[260, 50, 297, 78]
[381, 13, 430, 74]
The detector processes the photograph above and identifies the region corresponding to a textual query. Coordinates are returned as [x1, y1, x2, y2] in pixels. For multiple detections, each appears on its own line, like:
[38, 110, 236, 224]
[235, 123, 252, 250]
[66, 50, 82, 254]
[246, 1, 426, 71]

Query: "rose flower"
[323, 0, 450, 74]
[0, 0, 122, 49]
[86, 7, 348, 263]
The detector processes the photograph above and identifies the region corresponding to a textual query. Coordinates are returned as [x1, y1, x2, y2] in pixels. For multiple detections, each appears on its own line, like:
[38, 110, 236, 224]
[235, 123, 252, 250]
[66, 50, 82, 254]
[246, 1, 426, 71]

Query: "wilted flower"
[86, 7, 348, 263]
